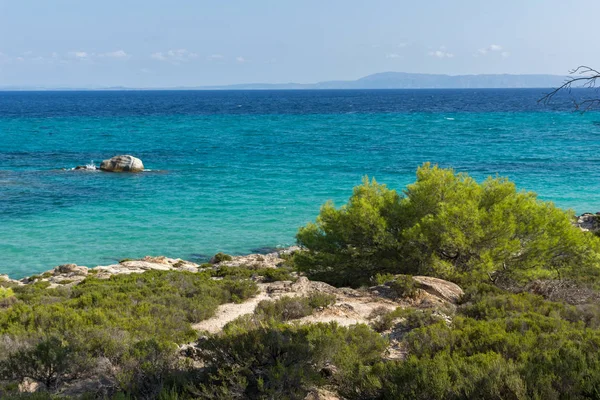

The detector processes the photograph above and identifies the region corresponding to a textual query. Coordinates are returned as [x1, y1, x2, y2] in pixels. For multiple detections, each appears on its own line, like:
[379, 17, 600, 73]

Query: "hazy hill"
[200, 72, 567, 90]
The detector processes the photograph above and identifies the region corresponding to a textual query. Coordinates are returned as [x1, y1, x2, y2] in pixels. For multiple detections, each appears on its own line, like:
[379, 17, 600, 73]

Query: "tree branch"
[539, 66, 600, 112]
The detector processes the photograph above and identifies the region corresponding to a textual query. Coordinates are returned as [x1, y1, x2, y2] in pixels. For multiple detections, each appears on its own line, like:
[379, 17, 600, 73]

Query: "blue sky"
[0, 0, 598, 87]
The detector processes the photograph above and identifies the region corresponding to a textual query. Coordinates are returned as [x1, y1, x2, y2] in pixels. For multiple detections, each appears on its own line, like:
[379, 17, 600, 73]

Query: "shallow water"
[1, 89, 600, 278]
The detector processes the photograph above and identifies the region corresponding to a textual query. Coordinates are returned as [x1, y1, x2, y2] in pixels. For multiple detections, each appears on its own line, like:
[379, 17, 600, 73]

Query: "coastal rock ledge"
[99, 155, 144, 172]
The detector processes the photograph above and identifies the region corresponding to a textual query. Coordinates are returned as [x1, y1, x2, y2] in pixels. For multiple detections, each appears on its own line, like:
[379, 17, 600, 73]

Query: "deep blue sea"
[2, 89, 600, 278]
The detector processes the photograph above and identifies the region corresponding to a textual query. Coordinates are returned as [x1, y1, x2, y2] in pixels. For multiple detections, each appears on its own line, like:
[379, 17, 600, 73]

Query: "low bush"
[211, 252, 233, 264]
[0, 287, 15, 302]
[224, 293, 337, 334]
[388, 275, 418, 299]
[193, 323, 387, 399]
[0, 270, 259, 395]
[213, 265, 294, 282]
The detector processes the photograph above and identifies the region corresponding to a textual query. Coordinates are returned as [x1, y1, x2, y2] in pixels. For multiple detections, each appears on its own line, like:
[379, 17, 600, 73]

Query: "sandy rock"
[54, 264, 89, 276]
[92, 256, 200, 277]
[215, 252, 285, 269]
[271, 246, 302, 258]
[412, 276, 464, 304]
[99, 155, 144, 172]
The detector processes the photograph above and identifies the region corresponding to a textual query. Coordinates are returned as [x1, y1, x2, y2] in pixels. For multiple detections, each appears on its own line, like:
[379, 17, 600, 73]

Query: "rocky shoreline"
[0, 246, 302, 288]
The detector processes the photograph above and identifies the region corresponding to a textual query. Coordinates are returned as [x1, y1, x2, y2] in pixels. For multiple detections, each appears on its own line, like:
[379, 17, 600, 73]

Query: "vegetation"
[0, 271, 257, 396]
[296, 163, 600, 287]
[3, 165, 600, 398]
[340, 288, 600, 399]
[211, 265, 295, 282]
[211, 252, 233, 264]
[194, 322, 387, 400]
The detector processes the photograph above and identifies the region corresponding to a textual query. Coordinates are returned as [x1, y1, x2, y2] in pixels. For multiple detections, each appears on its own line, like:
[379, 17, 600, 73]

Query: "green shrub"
[0, 335, 93, 391]
[212, 252, 233, 264]
[389, 275, 418, 299]
[256, 296, 314, 321]
[194, 323, 387, 399]
[296, 163, 600, 287]
[213, 265, 294, 283]
[116, 339, 182, 399]
[307, 292, 336, 309]
[0, 287, 14, 300]
[221, 278, 260, 303]
[371, 273, 396, 285]
[224, 293, 337, 334]
[370, 307, 441, 333]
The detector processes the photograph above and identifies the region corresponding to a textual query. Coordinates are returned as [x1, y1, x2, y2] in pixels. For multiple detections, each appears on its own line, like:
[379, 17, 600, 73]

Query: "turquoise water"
[2, 90, 600, 278]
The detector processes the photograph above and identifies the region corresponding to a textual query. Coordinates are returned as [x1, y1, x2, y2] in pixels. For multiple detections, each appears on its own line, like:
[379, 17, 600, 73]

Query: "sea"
[1, 89, 600, 278]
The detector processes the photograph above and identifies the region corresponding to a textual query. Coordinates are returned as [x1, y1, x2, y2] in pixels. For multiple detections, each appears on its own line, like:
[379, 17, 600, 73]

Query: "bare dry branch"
[539, 65, 600, 112]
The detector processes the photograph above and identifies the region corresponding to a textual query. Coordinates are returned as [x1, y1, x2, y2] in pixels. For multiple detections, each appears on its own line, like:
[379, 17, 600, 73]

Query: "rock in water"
[99, 155, 144, 172]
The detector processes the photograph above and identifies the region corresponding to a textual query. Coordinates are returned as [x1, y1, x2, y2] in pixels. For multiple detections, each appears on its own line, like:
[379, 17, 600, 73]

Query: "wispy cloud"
[69, 51, 89, 59]
[100, 50, 129, 59]
[236, 56, 246, 63]
[151, 49, 198, 64]
[386, 53, 401, 59]
[476, 44, 504, 56]
[428, 47, 454, 58]
[207, 54, 224, 61]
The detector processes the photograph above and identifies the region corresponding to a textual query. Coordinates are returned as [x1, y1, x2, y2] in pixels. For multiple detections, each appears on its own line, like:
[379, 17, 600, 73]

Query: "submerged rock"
[99, 155, 144, 172]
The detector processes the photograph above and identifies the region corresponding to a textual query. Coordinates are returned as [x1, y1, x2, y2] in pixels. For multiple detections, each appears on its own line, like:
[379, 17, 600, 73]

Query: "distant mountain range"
[200, 72, 567, 90]
[0, 72, 569, 91]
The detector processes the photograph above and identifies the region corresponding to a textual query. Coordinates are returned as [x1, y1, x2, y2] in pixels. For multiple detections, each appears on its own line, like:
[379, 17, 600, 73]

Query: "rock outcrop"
[576, 213, 600, 233]
[412, 275, 464, 304]
[99, 155, 144, 172]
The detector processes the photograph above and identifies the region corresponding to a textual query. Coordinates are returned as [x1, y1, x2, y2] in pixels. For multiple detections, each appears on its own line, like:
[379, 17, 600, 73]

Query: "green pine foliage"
[296, 163, 600, 287]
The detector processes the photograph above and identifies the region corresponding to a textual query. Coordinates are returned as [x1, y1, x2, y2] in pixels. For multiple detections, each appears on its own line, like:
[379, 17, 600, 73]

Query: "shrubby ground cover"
[3, 164, 600, 399]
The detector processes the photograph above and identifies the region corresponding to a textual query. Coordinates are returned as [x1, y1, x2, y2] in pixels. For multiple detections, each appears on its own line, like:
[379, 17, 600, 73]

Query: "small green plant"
[256, 296, 313, 321]
[372, 273, 396, 286]
[211, 252, 233, 264]
[0, 287, 14, 300]
[389, 275, 418, 299]
[307, 292, 336, 309]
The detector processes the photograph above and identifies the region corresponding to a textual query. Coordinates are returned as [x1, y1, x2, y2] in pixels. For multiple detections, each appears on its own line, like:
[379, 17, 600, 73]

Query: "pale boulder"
[99, 155, 144, 172]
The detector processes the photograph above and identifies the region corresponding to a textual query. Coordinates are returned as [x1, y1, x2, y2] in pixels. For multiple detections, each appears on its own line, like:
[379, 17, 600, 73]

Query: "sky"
[0, 0, 599, 88]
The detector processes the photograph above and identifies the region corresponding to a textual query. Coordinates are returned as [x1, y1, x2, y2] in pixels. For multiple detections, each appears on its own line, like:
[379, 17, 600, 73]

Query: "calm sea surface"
[2, 89, 600, 278]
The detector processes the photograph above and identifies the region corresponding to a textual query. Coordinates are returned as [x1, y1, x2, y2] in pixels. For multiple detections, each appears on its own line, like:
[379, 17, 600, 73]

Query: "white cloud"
[151, 49, 198, 63]
[151, 52, 166, 61]
[207, 54, 224, 61]
[501, 51, 510, 58]
[386, 53, 401, 59]
[397, 42, 408, 48]
[477, 44, 504, 56]
[101, 50, 128, 58]
[71, 51, 89, 59]
[428, 49, 454, 58]
[236, 56, 246, 63]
